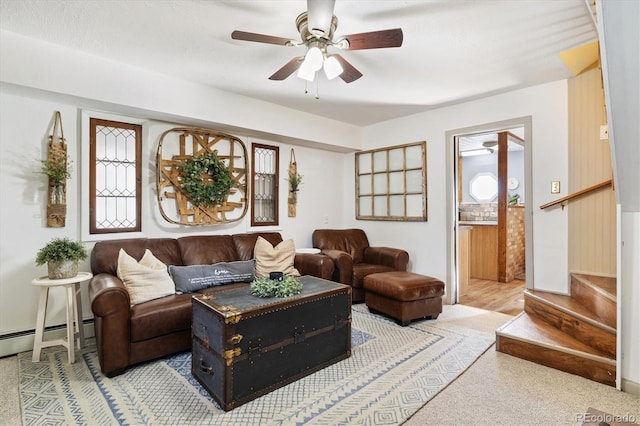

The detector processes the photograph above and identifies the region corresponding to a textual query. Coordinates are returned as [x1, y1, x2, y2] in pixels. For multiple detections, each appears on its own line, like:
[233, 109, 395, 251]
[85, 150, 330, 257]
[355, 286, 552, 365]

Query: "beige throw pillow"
[117, 248, 175, 305]
[254, 236, 300, 278]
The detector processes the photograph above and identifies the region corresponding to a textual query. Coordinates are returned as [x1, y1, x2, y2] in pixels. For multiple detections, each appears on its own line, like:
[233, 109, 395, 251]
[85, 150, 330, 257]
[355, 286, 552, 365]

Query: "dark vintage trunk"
[191, 276, 352, 410]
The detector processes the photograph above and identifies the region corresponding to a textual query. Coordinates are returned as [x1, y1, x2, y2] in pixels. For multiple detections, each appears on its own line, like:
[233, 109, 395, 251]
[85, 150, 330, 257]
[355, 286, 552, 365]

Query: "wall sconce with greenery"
[287, 149, 302, 217]
[41, 111, 69, 228]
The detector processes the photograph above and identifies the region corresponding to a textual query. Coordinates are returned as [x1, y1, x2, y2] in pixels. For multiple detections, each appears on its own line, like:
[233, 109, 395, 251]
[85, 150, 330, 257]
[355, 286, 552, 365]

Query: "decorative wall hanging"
[355, 141, 427, 221]
[156, 128, 248, 225]
[42, 111, 69, 228]
[287, 149, 302, 217]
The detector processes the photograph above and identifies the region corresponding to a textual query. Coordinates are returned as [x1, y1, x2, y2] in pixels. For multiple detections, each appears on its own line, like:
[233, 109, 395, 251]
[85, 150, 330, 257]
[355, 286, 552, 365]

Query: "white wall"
[0, 29, 355, 355]
[1, 21, 636, 391]
[621, 211, 640, 391]
[0, 30, 362, 153]
[0, 89, 344, 355]
[345, 81, 569, 294]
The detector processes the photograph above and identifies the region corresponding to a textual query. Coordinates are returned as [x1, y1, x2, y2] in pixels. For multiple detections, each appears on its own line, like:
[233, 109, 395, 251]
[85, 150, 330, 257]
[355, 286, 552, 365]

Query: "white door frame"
[444, 116, 534, 305]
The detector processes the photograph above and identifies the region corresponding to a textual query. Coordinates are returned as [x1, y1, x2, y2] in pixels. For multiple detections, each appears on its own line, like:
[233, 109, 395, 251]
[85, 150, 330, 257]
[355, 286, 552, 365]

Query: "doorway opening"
[445, 117, 533, 316]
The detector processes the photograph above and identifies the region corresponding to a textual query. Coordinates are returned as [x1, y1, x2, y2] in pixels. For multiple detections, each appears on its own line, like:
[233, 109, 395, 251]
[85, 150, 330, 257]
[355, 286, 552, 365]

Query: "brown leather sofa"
[89, 232, 334, 377]
[312, 229, 409, 302]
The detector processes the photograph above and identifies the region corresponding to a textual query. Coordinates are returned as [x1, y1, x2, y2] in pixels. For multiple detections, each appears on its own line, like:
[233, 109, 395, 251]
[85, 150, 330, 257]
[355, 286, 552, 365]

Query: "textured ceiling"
[0, 0, 597, 126]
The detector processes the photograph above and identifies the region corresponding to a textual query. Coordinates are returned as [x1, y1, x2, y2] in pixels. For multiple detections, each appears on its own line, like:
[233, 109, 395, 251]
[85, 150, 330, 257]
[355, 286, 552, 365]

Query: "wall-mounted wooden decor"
[45, 111, 68, 228]
[287, 149, 301, 218]
[355, 141, 427, 221]
[156, 128, 248, 225]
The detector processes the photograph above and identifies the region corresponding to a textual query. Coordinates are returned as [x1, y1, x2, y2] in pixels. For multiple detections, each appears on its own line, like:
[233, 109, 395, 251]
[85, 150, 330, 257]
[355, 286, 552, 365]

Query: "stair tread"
[526, 289, 615, 332]
[573, 273, 616, 299]
[497, 312, 614, 362]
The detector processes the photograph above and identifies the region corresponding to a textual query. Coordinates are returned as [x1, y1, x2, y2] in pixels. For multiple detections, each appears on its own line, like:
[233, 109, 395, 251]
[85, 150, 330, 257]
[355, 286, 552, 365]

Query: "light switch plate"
[551, 181, 561, 194]
[600, 124, 609, 140]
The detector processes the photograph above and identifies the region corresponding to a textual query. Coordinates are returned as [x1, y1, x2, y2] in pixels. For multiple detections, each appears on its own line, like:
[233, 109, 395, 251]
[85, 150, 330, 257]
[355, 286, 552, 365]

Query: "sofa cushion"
[177, 235, 238, 265]
[312, 229, 370, 264]
[352, 263, 395, 289]
[117, 249, 176, 305]
[92, 238, 182, 276]
[254, 236, 300, 278]
[130, 293, 193, 342]
[168, 260, 255, 293]
[232, 232, 283, 261]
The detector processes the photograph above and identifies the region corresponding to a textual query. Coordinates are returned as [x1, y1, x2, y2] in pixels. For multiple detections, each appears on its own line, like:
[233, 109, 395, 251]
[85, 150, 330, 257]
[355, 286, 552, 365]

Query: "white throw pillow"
[254, 236, 300, 278]
[117, 248, 175, 305]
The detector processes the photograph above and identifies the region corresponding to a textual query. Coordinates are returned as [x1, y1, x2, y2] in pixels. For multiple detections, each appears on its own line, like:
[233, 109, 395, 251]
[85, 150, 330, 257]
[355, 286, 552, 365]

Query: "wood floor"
[459, 278, 525, 316]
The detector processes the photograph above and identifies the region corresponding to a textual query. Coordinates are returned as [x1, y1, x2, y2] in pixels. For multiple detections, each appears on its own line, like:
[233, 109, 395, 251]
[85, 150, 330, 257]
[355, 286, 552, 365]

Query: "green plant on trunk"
[35, 237, 88, 266]
[250, 275, 303, 298]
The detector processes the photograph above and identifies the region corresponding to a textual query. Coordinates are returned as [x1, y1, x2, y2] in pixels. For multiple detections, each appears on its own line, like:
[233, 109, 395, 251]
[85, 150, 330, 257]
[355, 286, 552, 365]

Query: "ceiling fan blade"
[231, 30, 294, 46]
[332, 54, 363, 83]
[269, 57, 303, 81]
[307, 0, 336, 37]
[340, 28, 403, 50]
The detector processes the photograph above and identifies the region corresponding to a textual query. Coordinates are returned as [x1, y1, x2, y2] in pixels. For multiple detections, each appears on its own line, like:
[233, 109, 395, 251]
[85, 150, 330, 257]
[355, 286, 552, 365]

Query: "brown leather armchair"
[312, 229, 409, 302]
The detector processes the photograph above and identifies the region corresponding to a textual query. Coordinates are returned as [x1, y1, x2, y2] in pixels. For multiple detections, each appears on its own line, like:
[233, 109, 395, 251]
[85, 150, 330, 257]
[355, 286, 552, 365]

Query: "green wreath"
[178, 151, 234, 207]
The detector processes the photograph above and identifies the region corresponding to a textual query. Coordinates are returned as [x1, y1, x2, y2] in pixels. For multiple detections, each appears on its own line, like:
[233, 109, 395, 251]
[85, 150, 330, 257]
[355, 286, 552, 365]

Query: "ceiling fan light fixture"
[334, 38, 349, 50]
[323, 55, 343, 80]
[307, 0, 336, 37]
[304, 46, 324, 71]
[297, 61, 316, 81]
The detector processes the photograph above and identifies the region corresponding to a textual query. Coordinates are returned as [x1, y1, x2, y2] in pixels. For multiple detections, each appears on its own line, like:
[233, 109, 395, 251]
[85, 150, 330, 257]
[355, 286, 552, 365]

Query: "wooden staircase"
[496, 273, 616, 387]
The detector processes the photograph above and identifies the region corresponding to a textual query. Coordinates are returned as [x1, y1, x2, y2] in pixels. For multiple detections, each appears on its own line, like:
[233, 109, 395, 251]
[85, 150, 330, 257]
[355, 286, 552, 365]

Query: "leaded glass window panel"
[89, 118, 141, 234]
[251, 143, 279, 226]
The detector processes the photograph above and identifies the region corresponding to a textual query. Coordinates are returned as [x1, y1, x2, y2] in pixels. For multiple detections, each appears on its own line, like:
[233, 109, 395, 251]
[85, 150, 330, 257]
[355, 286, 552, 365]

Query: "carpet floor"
[18, 304, 494, 425]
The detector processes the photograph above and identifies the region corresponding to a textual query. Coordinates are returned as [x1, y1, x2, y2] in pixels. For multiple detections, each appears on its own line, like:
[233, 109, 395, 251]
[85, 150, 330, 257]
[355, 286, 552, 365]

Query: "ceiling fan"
[231, 0, 403, 84]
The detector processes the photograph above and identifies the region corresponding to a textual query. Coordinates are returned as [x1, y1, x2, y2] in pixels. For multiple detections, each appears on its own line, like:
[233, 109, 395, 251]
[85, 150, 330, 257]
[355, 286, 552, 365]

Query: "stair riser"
[524, 296, 616, 358]
[571, 277, 616, 328]
[496, 334, 616, 387]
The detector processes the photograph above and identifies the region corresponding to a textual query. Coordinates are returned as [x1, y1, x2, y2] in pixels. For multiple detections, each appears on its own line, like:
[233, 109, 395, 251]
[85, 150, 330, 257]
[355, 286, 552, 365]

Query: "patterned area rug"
[19, 304, 494, 426]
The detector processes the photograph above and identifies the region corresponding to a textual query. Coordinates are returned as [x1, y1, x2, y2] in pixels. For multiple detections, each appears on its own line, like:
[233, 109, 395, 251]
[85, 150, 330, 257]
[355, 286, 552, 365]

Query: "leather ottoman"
[363, 271, 444, 326]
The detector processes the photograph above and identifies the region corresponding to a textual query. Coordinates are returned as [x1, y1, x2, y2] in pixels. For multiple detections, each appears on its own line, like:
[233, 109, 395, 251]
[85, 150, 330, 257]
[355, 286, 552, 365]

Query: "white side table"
[31, 271, 93, 363]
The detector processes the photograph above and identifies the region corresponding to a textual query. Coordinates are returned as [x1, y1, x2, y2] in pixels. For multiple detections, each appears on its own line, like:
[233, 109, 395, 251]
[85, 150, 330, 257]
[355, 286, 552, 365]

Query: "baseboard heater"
[0, 319, 95, 358]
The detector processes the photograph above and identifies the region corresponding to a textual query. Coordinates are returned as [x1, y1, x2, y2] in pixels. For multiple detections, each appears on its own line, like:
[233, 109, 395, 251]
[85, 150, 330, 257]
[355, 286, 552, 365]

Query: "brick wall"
[459, 203, 498, 222]
[507, 206, 526, 281]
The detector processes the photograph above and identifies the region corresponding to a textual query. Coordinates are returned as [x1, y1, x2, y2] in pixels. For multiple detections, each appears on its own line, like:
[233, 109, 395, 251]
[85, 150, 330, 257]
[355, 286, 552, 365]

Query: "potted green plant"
[35, 237, 88, 279]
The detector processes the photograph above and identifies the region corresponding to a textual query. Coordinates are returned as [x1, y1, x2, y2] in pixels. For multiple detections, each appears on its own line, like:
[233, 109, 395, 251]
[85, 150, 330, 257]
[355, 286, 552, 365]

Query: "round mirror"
[470, 172, 498, 202]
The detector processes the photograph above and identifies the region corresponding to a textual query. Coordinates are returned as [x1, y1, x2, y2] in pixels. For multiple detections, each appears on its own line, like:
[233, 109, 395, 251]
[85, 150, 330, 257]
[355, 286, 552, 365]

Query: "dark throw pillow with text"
[169, 260, 255, 293]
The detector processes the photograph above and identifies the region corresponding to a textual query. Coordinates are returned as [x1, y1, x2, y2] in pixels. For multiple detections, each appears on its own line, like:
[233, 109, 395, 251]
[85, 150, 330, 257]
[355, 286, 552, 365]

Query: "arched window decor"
[156, 128, 248, 225]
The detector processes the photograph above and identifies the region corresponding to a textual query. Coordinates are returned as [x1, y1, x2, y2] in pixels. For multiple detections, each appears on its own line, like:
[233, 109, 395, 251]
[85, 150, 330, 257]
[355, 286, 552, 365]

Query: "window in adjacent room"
[356, 141, 427, 221]
[251, 143, 279, 226]
[89, 118, 142, 234]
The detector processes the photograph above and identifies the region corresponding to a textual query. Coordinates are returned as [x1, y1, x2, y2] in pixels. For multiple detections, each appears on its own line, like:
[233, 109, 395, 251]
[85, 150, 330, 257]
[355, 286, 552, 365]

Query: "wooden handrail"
[539, 179, 613, 210]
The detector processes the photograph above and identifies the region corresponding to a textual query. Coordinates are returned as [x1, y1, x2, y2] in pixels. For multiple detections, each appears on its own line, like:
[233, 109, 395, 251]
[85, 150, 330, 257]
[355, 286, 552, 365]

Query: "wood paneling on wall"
[568, 67, 616, 276]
